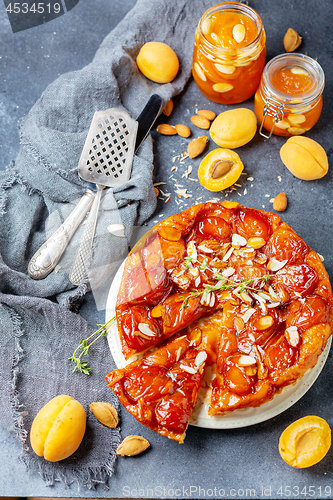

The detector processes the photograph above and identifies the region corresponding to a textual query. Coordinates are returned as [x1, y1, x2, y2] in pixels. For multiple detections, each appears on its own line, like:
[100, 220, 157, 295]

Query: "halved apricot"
[198, 148, 244, 191]
[279, 416, 331, 468]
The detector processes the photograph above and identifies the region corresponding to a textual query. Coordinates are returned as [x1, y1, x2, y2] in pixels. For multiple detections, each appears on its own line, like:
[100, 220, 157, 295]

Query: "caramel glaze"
[110, 203, 333, 435]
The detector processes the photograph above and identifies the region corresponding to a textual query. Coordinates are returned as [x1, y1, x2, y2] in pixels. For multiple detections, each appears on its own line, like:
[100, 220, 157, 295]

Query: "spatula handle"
[69, 185, 104, 285]
[28, 190, 95, 280]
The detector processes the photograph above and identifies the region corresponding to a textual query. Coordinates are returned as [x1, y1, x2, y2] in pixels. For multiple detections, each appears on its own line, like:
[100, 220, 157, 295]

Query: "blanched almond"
[116, 435, 150, 457]
[194, 62, 207, 81]
[233, 24, 246, 43]
[247, 237, 266, 249]
[255, 315, 274, 330]
[212, 83, 234, 93]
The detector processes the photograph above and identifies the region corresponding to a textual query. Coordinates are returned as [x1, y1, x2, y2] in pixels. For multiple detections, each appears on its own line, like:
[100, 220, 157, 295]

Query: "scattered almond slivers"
[238, 355, 256, 367]
[138, 323, 156, 337]
[242, 308, 256, 323]
[267, 258, 288, 272]
[232, 233, 247, 247]
[285, 326, 300, 347]
[195, 351, 207, 368]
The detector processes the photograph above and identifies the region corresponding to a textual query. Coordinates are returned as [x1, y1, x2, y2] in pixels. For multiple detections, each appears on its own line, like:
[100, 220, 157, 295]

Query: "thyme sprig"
[179, 254, 273, 311]
[69, 316, 116, 375]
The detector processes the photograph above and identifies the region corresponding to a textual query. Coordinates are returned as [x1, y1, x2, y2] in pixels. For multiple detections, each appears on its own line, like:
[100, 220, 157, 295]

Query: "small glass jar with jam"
[254, 53, 325, 138]
[192, 2, 266, 104]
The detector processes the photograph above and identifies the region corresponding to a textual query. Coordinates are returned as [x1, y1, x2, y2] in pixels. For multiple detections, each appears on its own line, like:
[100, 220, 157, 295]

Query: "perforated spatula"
[69, 94, 163, 285]
[27, 94, 163, 281]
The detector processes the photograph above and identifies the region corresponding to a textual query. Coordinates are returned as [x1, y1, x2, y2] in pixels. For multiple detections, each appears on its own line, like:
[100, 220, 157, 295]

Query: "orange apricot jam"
[193, 2, 266, 104]
[254, 53, 325, 138]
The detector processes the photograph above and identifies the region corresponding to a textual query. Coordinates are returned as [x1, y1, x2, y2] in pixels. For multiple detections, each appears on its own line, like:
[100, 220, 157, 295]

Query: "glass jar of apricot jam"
[192, 2, 266, 104]
[254, 53, 325, 138]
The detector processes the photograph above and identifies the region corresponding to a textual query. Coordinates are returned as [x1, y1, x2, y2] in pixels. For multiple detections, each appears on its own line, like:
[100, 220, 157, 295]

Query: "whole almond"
[190, 115, 211, 130]
[187, 135, 208, 158]
[116, 435, 150, 457]
[175, 124, 191, 138]
[273, 192, 288, 212]
[89, 402, 119, 428]
[157, 123, 177, 135]
[197, 109, 216, 121]
[162, 99, 174, 116]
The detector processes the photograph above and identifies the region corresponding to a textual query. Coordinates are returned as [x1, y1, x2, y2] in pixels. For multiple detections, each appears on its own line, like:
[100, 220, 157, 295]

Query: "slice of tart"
[105, 333, 207, 443]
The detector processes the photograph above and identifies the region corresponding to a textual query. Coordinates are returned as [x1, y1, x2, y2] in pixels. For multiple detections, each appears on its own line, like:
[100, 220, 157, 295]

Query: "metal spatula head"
[78, 108, 138, 187]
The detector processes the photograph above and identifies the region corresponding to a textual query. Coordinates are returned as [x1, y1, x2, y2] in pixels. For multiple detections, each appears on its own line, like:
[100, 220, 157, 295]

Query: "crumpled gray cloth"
[0, 0, 209, 490]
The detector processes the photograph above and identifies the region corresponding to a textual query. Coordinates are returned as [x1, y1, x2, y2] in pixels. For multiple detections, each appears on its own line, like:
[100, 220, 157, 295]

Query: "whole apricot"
[30, 395, 86, 462]
[136, 42, 179, 84]
[279, 415, 331, 468]
[210, 108, 257, 148]
[198, 148, 244, 191]
[280, 136, 329, 180]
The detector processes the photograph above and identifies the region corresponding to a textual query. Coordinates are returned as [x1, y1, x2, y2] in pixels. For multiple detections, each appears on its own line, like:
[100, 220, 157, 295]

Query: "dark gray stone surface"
[1, 0, 333, 497]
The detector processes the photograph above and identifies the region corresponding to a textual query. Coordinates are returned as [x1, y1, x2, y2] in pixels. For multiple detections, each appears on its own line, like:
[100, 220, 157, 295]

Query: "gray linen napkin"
[0, 0, 208, 489]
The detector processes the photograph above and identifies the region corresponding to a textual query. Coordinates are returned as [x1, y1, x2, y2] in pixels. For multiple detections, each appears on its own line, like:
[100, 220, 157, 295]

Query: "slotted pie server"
[69, 94, 164, 285]
[28, 94, 163, 281]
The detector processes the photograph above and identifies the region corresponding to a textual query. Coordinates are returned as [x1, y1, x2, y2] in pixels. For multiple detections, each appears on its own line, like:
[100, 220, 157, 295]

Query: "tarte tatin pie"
[105, 202, 333, 443]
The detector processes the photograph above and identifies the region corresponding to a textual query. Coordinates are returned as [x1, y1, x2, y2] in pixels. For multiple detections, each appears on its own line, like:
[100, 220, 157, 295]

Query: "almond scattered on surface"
[89, 402, 119, 428]
[187, 135, 209, 158]
[191, 115, 211, 129]
[162, 99, 174, 116]
[197, 109, 216, 121]
[157, 123, 177, 135]
[273, 192, 288, 212]
[175, 124, 191, 138]
[116, 435, 150, 457]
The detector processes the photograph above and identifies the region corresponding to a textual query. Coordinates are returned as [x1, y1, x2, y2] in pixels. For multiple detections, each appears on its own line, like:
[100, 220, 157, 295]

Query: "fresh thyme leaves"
[179, 289, 201, 311]
[178, 255, 274, 311]
[69, 316, 116, 375]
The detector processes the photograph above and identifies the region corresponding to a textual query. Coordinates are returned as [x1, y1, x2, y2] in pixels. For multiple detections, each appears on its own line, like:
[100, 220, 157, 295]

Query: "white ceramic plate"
[105, 260, 332, 429]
